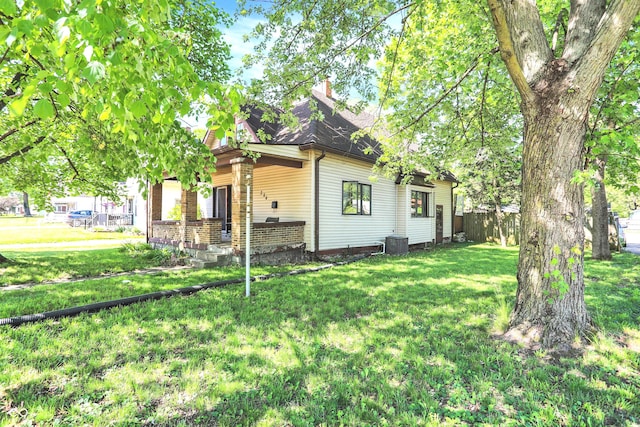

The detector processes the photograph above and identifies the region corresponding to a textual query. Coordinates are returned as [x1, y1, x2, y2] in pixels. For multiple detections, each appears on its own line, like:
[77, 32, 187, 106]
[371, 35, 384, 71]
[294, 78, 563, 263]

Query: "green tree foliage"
[583, 21, 640, 258]
[0, 0, 240, 208]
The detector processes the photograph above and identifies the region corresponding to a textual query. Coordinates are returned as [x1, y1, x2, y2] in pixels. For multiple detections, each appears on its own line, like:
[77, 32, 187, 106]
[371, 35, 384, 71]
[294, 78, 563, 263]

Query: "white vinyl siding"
[396, 186, 408, 237]
[318, 154, 396, 251]
[253, 163, 314, 244]
[406, 184, 436, 245]
[435, 180, 453, 239]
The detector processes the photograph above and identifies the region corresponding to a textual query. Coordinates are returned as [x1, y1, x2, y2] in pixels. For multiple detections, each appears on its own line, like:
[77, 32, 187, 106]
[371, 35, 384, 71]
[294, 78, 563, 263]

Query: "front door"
[436, 204, 444, 244]
[215, 186, 232, 233]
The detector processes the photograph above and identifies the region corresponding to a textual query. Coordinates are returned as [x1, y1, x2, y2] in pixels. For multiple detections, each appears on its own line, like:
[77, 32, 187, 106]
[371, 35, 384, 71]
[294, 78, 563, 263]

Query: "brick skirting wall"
[150, 218, 222, 246]
[252, 221, 305, 247]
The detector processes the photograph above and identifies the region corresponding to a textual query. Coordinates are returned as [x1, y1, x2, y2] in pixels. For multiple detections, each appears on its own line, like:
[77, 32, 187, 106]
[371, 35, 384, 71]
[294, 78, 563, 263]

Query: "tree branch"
[0, 136, 46, 165]
[487, 0, 553, 88]
[53, 139, 82, 180]
[479, 57, 492, 148]
[0, 119, 39, 143]
[572, 0, 640, 101]
[453, 91, 473, 146]
[282, 2, 416, 99]
[0, 70, 29, 112]
[0, 45, 10, 66]
[563, 0, 606, 64]
[377, 3, 414, 118]
[391, 47, 498, 138]
[551, 9, 568, 56]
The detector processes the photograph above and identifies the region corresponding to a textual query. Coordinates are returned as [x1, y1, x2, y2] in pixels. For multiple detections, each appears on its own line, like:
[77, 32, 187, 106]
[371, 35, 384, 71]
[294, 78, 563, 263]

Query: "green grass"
[1, 244, 639, 426]
[0, 216, 143, 245]
[0, 263, 324, 318]
[0, 247, 166, 287]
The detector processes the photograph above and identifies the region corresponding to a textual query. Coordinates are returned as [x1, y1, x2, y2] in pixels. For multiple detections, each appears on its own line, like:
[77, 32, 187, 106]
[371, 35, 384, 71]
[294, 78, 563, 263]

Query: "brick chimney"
[323, 79, 332, 98]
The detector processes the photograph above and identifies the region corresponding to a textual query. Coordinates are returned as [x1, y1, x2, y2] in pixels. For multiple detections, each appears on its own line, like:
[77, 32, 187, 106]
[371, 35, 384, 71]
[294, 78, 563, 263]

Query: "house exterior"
[46, 179, 147, 229]
[148, 86, 457, 262]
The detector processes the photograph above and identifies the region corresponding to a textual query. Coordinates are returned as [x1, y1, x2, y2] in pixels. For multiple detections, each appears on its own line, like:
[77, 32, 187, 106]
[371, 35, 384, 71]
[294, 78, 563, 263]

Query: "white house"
[148, 87, 457, 262]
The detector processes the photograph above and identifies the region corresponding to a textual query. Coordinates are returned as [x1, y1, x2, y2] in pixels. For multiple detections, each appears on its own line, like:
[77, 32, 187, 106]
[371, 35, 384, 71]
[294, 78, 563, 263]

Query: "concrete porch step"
[206, 244, 233, 254]
[190, 259, 219, 269]
[194, 250, 230, 262]
[190, 252, 231, 268]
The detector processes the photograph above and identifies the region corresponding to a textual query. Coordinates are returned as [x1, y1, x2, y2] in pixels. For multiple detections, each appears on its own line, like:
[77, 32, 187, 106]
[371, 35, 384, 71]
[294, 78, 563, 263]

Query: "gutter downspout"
[314, 150, 326, 257]
[145, 179, 150, 244]
[451, 181, 459, 239]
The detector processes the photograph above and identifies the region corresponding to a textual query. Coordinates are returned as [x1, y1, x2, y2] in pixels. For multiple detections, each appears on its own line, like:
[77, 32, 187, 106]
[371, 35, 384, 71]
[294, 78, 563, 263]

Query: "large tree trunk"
[489, 0, 640, 354]
[591, 156, 612, 260]
[23, 192, 32, 217]
[508, 98, 591, 352]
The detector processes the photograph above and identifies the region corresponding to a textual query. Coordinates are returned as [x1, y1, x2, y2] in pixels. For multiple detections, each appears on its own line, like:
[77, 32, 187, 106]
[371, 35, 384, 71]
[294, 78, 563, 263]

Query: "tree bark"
[23, 192, 32, 217]
[509, 94, 591, 352]
[591, 156, 611, 260]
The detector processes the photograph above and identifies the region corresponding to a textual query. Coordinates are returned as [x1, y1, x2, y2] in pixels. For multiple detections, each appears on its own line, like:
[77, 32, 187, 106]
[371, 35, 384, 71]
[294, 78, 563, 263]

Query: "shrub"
[120, 242, 153, 257]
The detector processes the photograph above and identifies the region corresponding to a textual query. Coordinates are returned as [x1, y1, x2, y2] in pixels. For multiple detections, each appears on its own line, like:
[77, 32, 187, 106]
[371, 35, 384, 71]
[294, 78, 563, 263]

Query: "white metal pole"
[245, 176, 251, 297]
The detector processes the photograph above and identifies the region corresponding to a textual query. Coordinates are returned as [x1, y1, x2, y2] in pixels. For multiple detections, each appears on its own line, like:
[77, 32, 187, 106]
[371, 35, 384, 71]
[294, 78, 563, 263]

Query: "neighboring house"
[47, 179, 147, 230]
[148, 85, 458, 262]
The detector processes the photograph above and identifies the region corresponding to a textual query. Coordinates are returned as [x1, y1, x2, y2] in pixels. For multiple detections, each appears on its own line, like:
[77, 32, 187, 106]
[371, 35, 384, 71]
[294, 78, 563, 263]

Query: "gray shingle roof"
[242, 91, 458, 183]
[244, 90, 382, 163]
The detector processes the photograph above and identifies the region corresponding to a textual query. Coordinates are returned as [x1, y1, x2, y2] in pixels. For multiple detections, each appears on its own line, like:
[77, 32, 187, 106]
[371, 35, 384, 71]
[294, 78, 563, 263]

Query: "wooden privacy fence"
[463, 212, 520, 246]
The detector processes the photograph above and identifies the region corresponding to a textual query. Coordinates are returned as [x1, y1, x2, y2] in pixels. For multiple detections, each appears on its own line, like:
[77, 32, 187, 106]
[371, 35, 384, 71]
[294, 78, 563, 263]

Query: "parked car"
[67, 210, 95, 226]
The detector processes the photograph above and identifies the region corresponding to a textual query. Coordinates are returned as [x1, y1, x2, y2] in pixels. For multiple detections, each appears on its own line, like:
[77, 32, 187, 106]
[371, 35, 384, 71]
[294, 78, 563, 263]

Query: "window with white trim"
[411, 190, 433, 217]
[342, 181, 371, 215]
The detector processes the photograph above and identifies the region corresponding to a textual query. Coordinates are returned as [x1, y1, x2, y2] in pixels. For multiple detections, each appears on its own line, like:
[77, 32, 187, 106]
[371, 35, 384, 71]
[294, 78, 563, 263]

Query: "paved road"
[623, 228, 640, 255]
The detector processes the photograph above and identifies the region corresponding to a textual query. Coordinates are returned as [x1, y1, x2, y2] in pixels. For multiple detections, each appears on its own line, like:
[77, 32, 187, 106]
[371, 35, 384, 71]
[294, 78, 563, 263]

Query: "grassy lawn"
[1, 244, 639, 426]
[0, 262, 325, 318]
[0, 216, 143, 245]
[0, 247, 168, 287]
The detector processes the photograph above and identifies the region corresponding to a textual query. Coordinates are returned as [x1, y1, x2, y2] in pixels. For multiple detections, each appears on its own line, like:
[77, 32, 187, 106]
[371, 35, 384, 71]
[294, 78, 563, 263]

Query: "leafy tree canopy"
[0, 0, 240, 209]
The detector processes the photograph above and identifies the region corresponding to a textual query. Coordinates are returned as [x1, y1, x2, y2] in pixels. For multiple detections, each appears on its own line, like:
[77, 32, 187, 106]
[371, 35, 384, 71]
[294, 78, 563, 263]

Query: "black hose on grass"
[0, 260, 358, 327]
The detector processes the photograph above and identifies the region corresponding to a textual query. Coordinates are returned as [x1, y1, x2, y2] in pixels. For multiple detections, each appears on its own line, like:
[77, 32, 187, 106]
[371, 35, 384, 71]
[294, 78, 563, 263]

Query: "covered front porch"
[147, 156, 308, 264]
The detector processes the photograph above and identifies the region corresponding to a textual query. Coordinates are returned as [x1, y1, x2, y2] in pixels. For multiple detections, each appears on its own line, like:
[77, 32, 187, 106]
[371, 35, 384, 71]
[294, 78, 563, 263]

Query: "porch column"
[148, 183, 163, 240]
[149, 183, 163, 221]
[181, 187, 198, 222]
[179, 186, 198, 246]
[231, 157, 253, 253]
